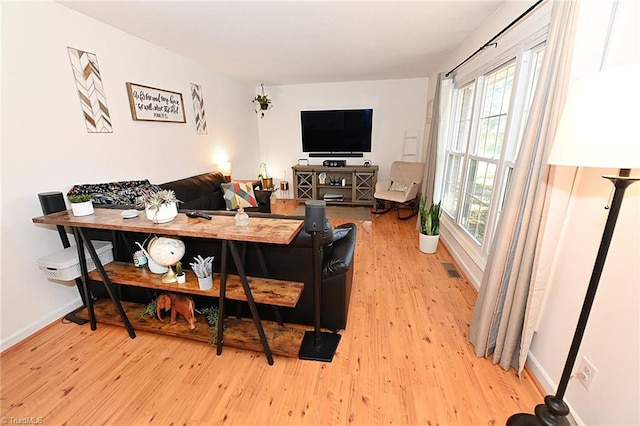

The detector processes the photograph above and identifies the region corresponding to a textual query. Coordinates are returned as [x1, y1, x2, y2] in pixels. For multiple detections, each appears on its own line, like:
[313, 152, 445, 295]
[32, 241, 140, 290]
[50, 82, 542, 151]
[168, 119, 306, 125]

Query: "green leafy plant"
[253, 94, 271, 109]
[68, 194, 91, 203]
[175, 261, 183, 276]
[134, 189, 181, 210]
[419, 194, 441, 236]
[253, 83, 272, 118]
[198, 306, 225, 345]
[137, 297, 158, 318]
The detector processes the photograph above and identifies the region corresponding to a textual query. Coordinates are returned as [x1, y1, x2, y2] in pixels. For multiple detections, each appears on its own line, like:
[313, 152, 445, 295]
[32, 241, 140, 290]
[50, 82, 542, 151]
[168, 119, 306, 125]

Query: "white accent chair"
[372, 161, 425, 219]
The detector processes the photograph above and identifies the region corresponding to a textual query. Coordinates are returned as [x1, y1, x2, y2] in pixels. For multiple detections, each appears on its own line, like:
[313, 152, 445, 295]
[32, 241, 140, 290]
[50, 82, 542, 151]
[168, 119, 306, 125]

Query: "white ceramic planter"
[419, 233, 439, 254]
[197, 275, 213, 290]
[176, 273, 186, 284]
[145, 202, 178, 224]
[70, 200, 94, 217]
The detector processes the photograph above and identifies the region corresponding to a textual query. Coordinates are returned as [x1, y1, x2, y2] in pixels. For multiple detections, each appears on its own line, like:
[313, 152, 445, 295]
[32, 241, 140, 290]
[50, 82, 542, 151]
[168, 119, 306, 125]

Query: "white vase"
[176, 273, 186, 284]
[70, 200, 94, 217]
[145, 202, 178, 223]
[419, 233, 439, 254]
[197, 275, 213, 290]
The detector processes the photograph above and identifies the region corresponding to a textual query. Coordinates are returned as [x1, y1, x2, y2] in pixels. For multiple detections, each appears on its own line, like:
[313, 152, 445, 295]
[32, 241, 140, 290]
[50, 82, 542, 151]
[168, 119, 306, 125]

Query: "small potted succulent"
[175, 261, 186, 284]
[135, 190, 181, 224]
[68, 194, 94, 217]
[190, 255, 214, 290]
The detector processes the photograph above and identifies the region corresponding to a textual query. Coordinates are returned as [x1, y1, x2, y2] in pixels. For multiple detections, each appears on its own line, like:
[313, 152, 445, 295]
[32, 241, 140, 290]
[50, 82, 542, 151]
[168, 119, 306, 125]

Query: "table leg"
[216, 240, 228, 355]
[228, 241, 274, 365]
[74, 228, 96, 330]
[76, 228, 136, 339]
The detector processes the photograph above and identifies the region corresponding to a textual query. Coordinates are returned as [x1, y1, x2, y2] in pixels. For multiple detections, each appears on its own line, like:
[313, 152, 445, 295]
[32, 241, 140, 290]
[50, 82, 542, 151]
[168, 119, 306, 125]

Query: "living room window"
[441, 43, 546, 256]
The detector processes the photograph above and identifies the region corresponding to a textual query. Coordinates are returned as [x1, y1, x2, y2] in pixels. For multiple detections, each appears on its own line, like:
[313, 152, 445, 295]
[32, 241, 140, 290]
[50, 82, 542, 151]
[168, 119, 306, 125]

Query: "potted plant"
[258, 162, 274, 190]
[190, 255, 214, 290]
[419, 194, 441, 254]
[253, 83, 272, 118]
[175, 261, 186, 284]
[68, 194, 94, 217]
[135, 190, 181, 224]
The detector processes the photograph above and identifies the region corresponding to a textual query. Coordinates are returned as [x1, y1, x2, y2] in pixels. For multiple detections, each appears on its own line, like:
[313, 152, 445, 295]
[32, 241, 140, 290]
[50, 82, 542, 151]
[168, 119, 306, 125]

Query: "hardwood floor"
[1, 200, 543, 425]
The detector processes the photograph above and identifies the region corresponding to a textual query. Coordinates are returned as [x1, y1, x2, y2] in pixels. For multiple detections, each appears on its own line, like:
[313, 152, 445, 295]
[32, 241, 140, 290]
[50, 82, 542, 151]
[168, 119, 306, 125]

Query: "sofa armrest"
[405, 182, 420, 201]
[323, 223, 357, 278]
[375, 179, 392, 193]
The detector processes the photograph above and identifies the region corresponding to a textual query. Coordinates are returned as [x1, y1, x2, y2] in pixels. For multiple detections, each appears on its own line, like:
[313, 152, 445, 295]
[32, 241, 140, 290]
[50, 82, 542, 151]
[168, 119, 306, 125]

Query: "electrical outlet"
[576, 356, 598, 390]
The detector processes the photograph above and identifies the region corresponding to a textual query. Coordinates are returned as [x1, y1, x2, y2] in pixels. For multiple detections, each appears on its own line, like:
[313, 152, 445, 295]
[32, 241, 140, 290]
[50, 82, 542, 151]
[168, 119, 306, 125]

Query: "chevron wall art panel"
[190, 83, 208, 134]
[67, 47, 112, 133]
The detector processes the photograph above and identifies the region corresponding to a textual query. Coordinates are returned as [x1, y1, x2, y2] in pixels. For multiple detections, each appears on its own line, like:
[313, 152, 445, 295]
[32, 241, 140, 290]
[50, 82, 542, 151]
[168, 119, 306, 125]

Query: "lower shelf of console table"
[77, 299, 306, 358]
[85, 261, 306, 359]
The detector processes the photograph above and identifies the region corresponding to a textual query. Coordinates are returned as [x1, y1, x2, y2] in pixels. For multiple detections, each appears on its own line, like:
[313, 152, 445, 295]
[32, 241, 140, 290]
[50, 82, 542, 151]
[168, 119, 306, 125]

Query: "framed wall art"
[125, 82, 186, 123]
[67, 47, 112, 133]
[190, 83, 208, 134]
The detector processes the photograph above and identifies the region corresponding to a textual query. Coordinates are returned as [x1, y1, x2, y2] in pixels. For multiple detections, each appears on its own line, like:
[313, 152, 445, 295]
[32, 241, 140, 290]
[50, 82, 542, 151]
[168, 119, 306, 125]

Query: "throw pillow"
[389, 181, 410, 192]
[221, 182, 258, 210]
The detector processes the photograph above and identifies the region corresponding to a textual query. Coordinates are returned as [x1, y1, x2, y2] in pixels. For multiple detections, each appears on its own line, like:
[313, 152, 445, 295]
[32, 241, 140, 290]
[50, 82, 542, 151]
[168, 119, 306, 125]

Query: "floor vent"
[442, 263, 461, 278]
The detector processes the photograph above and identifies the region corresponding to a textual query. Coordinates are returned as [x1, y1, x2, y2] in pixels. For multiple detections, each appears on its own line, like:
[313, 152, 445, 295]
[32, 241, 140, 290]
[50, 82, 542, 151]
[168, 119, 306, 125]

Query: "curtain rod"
[445, 0, 545, 78]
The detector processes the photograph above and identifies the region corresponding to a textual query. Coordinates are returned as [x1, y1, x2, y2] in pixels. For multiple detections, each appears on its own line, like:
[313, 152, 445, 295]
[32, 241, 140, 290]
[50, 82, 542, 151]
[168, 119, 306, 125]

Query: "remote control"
[186, 211, 211, 220]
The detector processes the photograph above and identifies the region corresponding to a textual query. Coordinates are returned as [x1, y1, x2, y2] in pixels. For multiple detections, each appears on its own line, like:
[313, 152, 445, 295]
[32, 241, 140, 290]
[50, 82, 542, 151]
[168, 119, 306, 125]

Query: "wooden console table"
[32, 209, 304, 365]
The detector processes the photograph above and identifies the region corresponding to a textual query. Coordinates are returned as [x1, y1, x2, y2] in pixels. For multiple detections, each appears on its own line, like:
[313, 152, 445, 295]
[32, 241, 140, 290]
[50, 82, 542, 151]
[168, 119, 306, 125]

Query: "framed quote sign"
[126, 82, 186, 123]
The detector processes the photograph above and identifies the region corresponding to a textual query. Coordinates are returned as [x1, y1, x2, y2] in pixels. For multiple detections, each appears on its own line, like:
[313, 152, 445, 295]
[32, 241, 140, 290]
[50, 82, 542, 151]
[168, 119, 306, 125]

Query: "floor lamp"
[507, 65, 640, 425]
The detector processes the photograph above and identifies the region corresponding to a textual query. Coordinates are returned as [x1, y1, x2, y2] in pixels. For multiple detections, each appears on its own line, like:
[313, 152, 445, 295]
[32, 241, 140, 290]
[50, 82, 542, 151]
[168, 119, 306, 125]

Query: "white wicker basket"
[37, 240, 114, 281]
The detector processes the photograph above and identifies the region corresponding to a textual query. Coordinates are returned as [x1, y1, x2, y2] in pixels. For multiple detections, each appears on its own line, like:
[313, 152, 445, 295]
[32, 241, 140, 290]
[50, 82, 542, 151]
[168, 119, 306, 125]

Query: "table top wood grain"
[33, 209, 303, 245]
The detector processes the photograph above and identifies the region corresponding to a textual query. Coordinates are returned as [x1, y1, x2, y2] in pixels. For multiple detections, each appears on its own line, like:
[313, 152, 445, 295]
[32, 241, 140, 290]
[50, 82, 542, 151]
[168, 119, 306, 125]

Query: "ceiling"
[59, 1, 509, 86]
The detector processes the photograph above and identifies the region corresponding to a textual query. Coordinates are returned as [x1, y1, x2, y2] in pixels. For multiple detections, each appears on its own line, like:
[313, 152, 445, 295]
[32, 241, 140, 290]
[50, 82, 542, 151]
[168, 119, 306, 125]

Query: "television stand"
[292, 164, 378, 207]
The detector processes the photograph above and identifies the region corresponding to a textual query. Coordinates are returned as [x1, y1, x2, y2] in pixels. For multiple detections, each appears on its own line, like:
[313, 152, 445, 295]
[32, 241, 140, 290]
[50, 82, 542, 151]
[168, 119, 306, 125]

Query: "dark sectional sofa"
[70, 171, 356, 330]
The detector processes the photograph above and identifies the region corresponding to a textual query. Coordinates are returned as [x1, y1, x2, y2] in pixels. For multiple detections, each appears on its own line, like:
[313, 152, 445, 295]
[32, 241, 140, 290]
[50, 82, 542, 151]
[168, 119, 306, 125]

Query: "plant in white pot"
[190, 255, 214, 290]
[419, 195, 441, 254]
[68, 194, 94, 217]
[135, 190, 181, 224]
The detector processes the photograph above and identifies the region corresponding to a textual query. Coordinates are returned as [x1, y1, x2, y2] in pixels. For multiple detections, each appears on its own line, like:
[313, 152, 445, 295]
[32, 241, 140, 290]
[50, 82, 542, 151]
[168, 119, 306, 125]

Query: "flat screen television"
[301, 109, 373, 157]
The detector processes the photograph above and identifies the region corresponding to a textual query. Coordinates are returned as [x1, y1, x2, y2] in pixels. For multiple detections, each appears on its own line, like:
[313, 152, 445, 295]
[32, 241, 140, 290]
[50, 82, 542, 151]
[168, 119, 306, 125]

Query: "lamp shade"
[548, 64, 640, 169]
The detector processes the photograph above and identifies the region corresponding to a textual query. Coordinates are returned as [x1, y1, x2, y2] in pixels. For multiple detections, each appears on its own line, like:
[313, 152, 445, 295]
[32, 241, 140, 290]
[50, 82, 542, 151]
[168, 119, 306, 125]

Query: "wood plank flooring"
[2, 199, 543, 425]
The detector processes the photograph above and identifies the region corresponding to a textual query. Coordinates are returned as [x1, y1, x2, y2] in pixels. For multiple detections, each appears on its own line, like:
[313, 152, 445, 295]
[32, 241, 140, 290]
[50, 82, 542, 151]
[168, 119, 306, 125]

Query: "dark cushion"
[160, 172, 227, 210]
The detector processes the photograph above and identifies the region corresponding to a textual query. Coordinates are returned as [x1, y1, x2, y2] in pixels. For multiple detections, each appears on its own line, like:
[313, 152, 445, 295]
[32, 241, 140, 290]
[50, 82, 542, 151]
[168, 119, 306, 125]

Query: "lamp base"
[298, 330, 341, 362]
[506, 396, 569, 426]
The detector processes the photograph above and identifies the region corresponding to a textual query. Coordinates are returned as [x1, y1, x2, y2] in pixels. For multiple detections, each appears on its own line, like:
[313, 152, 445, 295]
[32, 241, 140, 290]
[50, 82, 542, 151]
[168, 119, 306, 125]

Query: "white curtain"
[469, 0, 578, 373]
[421, 73, 450, 205]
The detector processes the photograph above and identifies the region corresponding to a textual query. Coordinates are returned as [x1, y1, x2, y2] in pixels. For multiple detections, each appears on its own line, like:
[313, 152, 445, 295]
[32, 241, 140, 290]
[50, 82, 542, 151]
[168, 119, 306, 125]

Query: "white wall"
[528, 1, 639, 425]
[0, 1, 259, 349]
[426, 0, 639, 424]
[255, 79, 428, 192]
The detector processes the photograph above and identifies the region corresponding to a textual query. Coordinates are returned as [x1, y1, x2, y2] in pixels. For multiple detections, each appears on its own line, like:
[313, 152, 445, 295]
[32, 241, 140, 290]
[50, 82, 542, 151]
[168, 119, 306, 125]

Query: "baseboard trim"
[1, 297, 83, 353]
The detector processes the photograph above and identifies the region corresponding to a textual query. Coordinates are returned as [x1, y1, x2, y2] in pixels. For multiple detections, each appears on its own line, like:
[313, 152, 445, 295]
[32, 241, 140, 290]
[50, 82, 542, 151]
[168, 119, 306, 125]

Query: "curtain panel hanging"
[469, 0, 579, 374]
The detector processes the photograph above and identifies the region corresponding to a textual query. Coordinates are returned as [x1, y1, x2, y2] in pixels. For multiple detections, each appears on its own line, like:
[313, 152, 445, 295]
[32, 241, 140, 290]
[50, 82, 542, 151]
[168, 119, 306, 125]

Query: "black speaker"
[304, 200, 326, 233]
[39, 191, 67, 215]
